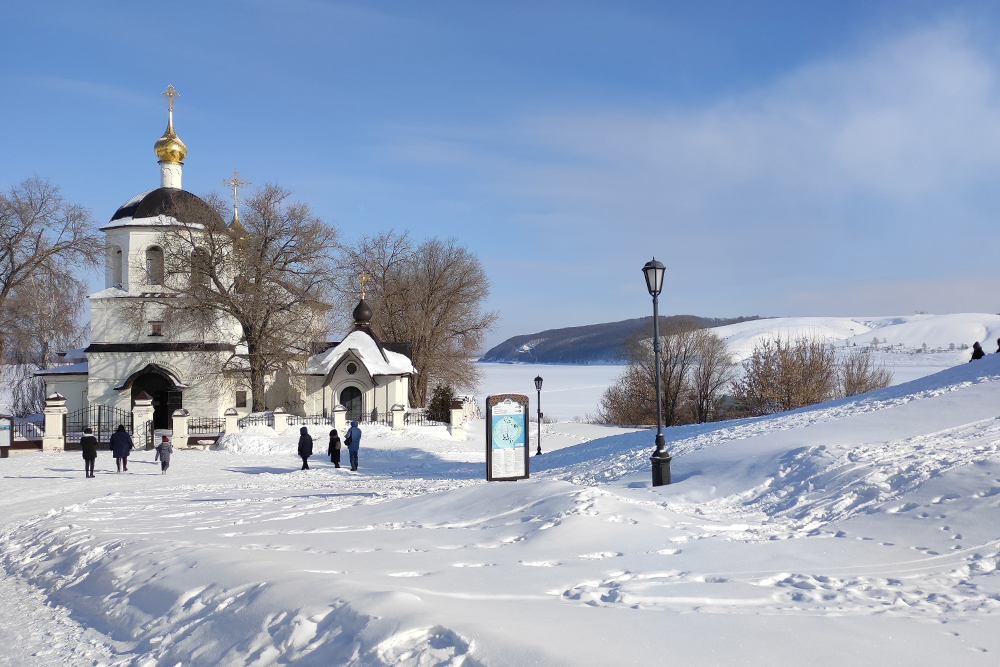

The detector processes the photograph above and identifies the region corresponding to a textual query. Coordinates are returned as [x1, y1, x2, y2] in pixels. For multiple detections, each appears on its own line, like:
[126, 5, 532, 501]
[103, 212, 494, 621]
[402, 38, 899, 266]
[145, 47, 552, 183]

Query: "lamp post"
[643, 258, 671, 486]
[534, 375, 543, 455]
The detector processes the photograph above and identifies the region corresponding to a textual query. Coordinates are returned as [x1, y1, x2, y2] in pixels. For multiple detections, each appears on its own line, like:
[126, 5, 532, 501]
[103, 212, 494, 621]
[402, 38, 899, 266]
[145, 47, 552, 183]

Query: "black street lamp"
[643, 258, 671, 486]
[534, 375, 543, 455]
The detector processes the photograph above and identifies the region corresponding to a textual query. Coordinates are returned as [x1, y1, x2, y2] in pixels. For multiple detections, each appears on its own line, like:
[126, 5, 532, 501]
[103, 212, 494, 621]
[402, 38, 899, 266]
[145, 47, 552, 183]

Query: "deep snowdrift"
[3, 356, 1000, 665]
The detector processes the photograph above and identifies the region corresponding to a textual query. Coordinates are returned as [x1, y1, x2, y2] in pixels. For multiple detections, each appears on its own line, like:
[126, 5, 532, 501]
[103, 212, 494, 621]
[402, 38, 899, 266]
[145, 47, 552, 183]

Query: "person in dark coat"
[995, 338, 999, 354]
[328, 429, 342, 467]
[971, 341, 986, 361]
[109, 424, 133, 472]
[156, 435, 174, 474]
[297, 426, 313, 470]
[345, 420, 362, 471]
[80, 427, 98, 478]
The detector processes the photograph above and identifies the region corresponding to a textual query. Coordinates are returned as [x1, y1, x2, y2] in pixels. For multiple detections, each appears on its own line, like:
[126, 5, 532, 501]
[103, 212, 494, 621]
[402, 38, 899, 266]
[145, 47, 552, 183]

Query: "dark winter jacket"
[109, 428, 133, 458]
[345, 421, 362, 452]
[971, 343, 985, 361]
[80, 435, 98, 459]
[328, 430, 341, 453]
[156, 442, 174, 463]
[297, 427, 313, 457]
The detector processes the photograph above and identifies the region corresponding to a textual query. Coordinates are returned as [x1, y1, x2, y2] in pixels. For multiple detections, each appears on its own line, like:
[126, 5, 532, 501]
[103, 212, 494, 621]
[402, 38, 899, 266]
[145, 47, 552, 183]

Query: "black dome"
[353, 298, 373, 325]
[108, 188, 223, 227]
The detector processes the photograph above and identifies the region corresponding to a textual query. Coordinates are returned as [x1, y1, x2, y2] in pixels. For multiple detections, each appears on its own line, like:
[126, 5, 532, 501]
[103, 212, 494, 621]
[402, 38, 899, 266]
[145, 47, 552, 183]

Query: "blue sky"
[4, 1, 1000, 348]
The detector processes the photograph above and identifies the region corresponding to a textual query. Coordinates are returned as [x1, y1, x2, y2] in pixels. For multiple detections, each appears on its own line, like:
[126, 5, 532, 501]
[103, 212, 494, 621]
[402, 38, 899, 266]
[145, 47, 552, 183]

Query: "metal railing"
[287, 414, 334, 427]
[402, 412, 447, 427]
[237, 413, 275, 429]
[188, 417, 225, 435]
[13, 421, 43, 441]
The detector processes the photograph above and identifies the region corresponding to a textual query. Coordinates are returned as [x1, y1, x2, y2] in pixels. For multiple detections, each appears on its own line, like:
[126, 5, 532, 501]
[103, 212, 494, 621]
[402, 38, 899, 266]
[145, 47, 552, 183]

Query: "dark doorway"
[340, 386, 363, 422]
[132, 371, 182, 430]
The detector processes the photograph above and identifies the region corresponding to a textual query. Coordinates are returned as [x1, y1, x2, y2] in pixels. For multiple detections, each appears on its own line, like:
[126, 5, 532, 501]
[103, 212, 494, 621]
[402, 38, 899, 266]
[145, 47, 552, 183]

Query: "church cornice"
[85, 343, 236, 353]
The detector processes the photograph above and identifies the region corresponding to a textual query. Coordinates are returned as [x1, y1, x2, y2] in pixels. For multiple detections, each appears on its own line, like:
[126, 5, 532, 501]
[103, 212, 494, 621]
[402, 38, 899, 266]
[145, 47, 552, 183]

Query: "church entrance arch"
[132, 371, 182, 430]
[340, 386, 363, 422]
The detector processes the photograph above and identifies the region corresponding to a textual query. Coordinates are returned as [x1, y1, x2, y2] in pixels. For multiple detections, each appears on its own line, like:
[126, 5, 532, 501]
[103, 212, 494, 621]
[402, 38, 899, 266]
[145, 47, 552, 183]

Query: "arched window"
[190, 248, 210, 287]
[146, 246, 164, 286]
[111, 246, 123, 286]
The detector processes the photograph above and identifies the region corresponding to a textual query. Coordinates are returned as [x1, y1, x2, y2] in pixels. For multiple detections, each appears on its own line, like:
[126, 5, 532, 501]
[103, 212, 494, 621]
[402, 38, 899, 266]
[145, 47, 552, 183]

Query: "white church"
[39, 87, 414, 432]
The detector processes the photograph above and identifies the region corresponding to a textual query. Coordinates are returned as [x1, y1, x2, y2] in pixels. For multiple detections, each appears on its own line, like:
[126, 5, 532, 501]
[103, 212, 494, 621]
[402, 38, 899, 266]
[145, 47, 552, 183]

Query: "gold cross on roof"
[222, 170, 251, 215]
[358, 271, 369, 300]
[161, 84, 179, 112]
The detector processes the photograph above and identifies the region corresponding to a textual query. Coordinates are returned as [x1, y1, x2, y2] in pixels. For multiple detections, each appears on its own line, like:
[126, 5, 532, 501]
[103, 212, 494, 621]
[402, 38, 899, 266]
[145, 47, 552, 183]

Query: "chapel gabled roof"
[102, 188, 224, 230]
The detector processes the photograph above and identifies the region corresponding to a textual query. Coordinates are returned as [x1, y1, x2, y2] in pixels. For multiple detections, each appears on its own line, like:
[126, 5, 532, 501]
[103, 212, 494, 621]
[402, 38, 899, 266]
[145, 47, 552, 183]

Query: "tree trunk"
[246, 338, 267, 412]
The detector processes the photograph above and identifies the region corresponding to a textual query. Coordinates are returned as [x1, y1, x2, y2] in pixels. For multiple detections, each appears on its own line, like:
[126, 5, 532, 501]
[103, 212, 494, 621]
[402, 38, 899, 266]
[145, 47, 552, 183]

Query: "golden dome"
[154, 111, 187, 163]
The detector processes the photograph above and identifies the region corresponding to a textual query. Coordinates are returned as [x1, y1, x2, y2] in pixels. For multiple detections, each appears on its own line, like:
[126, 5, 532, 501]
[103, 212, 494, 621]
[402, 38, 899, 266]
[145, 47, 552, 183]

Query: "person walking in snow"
[344, 420, 362, 471]
[156, 435, 173, 474]
[80, 427, 98, 478]
[298, 426, 313, 470]
[995, 337, 999, 354]
[109, 424, 133, 472]
[328, 428, 342, 468]
[971, 341, 986, 361]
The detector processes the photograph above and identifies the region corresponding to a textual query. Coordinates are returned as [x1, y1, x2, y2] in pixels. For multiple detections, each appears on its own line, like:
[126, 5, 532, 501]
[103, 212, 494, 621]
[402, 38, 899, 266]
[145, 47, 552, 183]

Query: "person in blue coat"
[109, 424, 133, 472]
[344, 420, 362, 471]
[297, 426, 313, 470]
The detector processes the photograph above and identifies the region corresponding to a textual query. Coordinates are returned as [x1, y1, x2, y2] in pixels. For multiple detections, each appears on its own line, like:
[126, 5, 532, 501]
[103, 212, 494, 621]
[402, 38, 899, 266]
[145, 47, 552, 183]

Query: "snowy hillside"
[3, 355, 1000, 664]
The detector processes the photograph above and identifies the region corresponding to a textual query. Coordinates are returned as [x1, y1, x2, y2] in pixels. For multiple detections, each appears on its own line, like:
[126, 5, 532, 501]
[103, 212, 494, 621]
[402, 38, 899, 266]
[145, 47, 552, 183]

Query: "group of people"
[79, 424, 174, 478]
[297, 420, 362, 472]
[969, 337, 1000, 361]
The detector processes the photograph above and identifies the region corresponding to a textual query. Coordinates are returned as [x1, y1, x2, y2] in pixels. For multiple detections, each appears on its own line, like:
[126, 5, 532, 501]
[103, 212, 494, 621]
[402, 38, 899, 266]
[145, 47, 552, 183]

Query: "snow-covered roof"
[306, 330, 414, 377]
[101, 214, 206, 231]
[56, 348, 87, 363]
[36, 362, 88, 376]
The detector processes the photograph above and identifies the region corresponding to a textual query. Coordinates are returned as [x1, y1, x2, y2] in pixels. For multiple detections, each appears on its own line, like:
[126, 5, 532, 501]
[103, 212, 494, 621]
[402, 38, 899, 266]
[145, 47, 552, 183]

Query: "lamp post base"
[651, 452, 672, 487]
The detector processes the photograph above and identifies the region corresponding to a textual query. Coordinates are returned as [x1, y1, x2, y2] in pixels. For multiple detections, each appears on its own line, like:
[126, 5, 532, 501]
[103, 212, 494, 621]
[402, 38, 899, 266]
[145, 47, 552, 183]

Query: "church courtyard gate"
[64, 405, 134, 450]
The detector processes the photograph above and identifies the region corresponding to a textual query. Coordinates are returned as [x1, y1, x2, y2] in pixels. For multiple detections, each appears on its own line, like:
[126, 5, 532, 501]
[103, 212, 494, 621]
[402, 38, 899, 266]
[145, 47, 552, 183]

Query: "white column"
[333, 404, 347, 434]
[449, 399, 465, 441]
[132, 393, 154, 450]
[159, 160, 182, 188]
[224, 407, 240, 434]
[42, 393, 67, 452]
[273, 407, 288, 434]
[172, 409, 189, 447]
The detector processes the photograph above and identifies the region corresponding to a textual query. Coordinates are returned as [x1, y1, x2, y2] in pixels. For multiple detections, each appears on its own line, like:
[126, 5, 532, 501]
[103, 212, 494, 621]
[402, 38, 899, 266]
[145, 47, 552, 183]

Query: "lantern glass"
[642, 258, 665, 296]
[534, 376, 543, 391]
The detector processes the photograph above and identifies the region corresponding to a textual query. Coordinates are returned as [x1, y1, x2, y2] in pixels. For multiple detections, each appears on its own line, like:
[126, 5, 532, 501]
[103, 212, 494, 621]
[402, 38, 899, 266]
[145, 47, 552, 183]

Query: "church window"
[146, 246, 164, 285]
[235, 390, 247, 408]
[149, 321, 163, 337]
[191, 248, 210, 286]
[346, 362, 358, 374]
[112, 246, 123, 286]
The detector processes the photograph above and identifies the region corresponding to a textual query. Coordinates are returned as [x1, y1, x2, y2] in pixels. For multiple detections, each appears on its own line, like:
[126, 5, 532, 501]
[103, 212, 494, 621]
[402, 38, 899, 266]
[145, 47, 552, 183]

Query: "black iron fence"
[13, 421, 43, 441]
[65, 405, 134, 447]
[287, 414, 334, 427]
[188, 417, 225, 435]
[238, 413, 275, 429]
[403, 411, 448, 427]
[357, 411, 391, 426]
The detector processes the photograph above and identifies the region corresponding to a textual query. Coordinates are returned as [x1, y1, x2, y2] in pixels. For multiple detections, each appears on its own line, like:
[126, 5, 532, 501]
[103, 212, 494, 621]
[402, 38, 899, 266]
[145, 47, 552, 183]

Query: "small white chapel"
[39, 86, 414, 431]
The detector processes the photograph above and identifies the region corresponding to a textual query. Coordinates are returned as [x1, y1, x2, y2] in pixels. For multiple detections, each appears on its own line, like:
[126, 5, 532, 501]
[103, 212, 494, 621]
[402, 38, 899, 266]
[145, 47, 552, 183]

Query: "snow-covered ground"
[5, 354, 1000, 665]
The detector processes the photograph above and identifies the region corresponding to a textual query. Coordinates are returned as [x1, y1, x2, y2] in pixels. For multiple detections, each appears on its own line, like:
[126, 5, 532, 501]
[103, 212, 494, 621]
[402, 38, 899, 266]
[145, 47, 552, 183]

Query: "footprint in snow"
[578, 552, 623, 560]
[521, 560, 560, 567]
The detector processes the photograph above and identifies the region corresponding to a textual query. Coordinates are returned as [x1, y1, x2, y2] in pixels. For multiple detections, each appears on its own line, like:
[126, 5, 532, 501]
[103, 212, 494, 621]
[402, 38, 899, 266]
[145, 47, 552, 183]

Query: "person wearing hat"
[156, 435, 174, 474]
[80, 427, 98, 478]
[109, 424, 133, 473]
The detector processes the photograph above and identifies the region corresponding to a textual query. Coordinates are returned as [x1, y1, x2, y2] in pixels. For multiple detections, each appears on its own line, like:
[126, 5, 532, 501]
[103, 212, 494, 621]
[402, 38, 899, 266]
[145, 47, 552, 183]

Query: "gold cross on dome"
[358, 271, 369, 300]
[161, 84, 179, 112]
[222, 170, 251, 215]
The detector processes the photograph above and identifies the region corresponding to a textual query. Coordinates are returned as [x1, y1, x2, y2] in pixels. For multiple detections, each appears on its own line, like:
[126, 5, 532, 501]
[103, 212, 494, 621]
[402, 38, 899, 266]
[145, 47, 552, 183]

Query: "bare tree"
[0, 176, 100, 361]
[839, 349, 893, 397]
[596, 362, 657, 425]
[120, 185, 337, 411]
[689, 330, 735, 423]
[733, 337, 837, 416]
[335, 232, 497, 407]
[3, 274, 89, 415]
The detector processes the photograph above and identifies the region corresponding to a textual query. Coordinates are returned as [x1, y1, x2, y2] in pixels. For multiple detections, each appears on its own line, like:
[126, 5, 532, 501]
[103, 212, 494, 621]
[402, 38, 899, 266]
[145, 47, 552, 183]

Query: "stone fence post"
[391, 404, 406, 433]
[172, 409, 189, 447]
[132, 392, 155, 450]
[333, 404, 347, 434]
[273, 407, 288, 434]
[224, 408, 240, 434]
[42, 393, 67, 452]
[449, 399, 466, 441]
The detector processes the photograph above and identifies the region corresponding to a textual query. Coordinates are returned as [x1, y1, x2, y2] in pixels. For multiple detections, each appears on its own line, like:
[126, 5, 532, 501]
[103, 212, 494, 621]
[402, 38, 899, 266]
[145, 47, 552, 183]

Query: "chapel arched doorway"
[132, 371, 182, 430]
[340, 386, 363, 422]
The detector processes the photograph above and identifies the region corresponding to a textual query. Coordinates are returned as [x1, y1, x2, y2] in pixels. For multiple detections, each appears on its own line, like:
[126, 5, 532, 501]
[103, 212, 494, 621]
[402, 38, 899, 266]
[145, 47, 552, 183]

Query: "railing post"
[42, 393, 67, 452]
[449, 399, 466, 441]
[391, 404, 406, 433]
[272, 406, 288, 434]
[333, 404, 347, 434]
[224, 408, 240, 434]
[172, 409, 189, 447]
[131, 392, 155, 450]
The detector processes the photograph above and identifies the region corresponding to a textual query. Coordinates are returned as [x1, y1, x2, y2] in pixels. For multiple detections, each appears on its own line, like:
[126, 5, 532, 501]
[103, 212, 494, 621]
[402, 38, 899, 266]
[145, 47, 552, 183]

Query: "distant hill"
[480, 315, 765, 365]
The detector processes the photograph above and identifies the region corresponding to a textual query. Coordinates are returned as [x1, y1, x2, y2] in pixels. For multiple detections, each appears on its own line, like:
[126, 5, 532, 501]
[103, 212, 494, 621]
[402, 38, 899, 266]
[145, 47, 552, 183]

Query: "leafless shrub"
[839, 349, 893, 397]
[732, 337, 838, 416]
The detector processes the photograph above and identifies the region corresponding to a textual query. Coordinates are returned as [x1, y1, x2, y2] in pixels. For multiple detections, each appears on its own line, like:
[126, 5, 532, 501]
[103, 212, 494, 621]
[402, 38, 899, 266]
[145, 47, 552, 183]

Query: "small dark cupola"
[353, 270, 373, 327]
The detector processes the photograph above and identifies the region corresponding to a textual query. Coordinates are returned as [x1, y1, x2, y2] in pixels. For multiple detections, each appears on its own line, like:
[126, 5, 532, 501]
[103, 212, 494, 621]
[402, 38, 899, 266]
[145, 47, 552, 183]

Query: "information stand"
[0, 415, 11, 458]
[485, 394, 530, 481]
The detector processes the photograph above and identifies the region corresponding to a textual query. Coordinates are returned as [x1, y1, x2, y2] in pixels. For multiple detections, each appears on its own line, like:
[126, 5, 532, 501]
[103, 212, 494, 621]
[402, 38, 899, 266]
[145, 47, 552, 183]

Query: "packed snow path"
[4, 360, 1000, 664]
